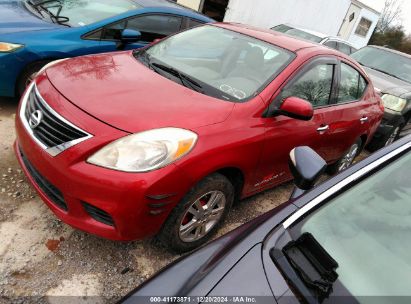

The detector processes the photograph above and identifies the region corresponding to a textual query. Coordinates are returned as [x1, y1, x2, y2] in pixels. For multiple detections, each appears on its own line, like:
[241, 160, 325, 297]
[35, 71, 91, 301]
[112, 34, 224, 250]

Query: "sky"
[361, 0, 411, 34]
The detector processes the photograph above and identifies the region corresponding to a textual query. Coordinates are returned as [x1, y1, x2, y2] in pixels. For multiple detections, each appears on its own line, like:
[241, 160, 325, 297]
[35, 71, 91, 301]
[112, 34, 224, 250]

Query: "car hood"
[46, 52, 235, 133]
[0, 0, 58, 35]
[363, 66, 411, 98]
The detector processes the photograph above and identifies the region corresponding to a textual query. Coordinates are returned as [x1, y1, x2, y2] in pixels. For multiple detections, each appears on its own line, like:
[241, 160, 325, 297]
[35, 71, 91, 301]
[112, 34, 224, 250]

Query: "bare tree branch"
[377, 0, 403, 33]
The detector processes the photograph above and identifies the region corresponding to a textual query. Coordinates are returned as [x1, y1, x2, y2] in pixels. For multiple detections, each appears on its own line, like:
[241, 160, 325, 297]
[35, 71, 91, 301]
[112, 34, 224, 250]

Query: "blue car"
[0, 0, 213, 97]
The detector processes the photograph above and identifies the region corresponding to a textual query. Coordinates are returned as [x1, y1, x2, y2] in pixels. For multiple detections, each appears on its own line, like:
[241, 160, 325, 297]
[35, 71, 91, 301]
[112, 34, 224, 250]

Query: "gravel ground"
[1, 96, 387, 303]
[0, 97, 299, 304]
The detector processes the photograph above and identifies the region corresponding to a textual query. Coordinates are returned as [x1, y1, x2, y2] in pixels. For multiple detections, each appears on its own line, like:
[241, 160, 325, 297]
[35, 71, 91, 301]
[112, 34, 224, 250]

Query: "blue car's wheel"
[17, 60, 51, 96]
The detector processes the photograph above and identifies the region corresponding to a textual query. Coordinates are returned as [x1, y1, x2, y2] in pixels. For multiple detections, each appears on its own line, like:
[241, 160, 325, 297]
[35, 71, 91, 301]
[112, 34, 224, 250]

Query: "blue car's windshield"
[27, 0, 140, 27]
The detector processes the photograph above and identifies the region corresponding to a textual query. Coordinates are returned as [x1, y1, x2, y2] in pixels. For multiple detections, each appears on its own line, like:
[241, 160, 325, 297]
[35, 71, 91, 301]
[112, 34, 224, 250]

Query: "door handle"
[360, 117, 369, 123]
[317, 125, 330, 132]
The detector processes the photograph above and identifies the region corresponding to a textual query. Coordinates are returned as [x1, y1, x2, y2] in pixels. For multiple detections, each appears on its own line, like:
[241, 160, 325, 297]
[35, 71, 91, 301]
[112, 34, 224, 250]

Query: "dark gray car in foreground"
[351, 46, 411, 150]
[122, 135, 411, 304]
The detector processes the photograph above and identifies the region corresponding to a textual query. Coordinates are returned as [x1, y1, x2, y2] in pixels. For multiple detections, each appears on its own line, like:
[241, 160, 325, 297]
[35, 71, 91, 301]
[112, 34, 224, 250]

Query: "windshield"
[351, 46, 411, 84]
[271, 25, 323, 43]
[27, 0, 140, 27]
[138, 25, 294, 102]
[295, 150, 411, 299]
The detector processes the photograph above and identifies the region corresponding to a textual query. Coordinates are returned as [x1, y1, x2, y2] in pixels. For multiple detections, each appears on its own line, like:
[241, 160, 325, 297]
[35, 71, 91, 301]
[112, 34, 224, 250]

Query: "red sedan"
[15, 23, 383, 252]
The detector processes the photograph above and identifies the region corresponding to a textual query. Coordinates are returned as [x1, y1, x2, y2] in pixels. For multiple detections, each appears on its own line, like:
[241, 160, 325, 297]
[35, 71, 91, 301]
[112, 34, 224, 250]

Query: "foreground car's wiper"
[151, 62, 204, 93]
[28, 0, 70, 26]
[277, 233, 339, 302]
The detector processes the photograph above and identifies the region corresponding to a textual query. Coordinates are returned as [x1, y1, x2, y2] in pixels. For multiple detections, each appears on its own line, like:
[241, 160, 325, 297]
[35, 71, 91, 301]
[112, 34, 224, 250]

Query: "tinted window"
[282, 64, 334, 107]
[338, 42, 352, 55]
[103, 20, 126, 40]
[84, 29, 103, 40]
[187, 18, 204, 29]
[338, 63, 367, 103]
[324, 40, 338, 50]
[127, 15, 183, 42]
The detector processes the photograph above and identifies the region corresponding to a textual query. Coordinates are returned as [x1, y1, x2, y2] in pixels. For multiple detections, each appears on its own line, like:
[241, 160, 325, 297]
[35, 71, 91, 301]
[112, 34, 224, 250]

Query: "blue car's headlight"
[0, 42, 24, 53]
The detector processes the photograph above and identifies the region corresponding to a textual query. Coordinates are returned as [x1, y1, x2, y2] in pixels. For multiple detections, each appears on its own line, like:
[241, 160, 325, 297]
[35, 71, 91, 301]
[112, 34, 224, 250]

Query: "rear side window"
[324, 40, 337, 50]
[338, 63, 367, 103]
[338, 42, 352, 55]
[282, 64, 334, 107]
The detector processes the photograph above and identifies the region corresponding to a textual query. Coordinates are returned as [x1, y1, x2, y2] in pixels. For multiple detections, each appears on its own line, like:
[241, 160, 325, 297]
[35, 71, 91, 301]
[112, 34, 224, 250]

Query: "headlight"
[37, 59, 69, 75]
[382, 94, 407, 112]
[87, 128, 198, 172]
[0, 42, 24, 53]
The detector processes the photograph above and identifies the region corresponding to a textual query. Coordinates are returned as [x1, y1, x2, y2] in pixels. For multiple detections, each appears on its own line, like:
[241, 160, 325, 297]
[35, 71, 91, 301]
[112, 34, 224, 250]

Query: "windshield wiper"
[29, 0, 70, 26]
[151, 62, 204, 93]
[278, 233, 339, 302]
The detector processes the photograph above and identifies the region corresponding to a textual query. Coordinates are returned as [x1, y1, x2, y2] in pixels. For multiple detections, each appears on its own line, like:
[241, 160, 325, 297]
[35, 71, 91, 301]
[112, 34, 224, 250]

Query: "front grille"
[19, 147, 68, 211]
[21, 84, 91, 156]
[82, 202, 114, 227]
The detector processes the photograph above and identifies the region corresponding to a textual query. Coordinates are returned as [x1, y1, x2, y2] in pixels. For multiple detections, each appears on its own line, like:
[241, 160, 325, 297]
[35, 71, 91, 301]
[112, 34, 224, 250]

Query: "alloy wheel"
[179, 191, 226, 243]
[385, 126, 400, 147]
[338, 143, 359, 172]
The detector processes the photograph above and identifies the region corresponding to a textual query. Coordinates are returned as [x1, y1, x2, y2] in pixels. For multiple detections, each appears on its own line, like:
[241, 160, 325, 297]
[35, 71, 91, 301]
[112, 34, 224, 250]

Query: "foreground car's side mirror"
[274, 96, 314, 121]
[120, 29, 142, 43]
[289, 146, 327, 199]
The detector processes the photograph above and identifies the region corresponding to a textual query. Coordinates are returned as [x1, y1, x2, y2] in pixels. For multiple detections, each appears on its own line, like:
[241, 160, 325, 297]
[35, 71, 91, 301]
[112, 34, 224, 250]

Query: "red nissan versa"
[15, 23, 384, 252]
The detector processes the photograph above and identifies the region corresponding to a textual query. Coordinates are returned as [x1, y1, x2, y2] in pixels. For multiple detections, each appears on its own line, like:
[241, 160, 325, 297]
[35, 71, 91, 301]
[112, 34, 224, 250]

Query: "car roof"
[215, 23, 333, 52]
[135, 0, 213, 21]
[367, 45, 411, 59]
[275, 23, 354, 46]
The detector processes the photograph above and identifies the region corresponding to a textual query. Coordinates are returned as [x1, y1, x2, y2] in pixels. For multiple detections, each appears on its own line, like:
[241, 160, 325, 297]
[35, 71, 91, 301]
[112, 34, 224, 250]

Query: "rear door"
[254, 57, 338, 191]
[320, 60, 371, 161]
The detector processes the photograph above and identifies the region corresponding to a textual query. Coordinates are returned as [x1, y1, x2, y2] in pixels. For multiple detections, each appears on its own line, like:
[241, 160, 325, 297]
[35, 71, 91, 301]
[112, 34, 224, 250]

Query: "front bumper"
[14, 75, 193, 241]
[373, 109, 405, 139]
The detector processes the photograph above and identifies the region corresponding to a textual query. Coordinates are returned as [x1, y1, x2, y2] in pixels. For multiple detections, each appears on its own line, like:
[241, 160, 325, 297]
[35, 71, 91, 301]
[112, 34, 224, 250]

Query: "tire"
[158, 173, 234, 253]
[327, 138, 362, 175]
[17, 60, 51, 96]
[367, 122, 404, 152]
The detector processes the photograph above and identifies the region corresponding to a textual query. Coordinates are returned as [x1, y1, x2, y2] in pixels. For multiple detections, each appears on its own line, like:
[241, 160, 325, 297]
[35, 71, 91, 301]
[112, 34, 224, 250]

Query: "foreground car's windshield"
[26, 0, 140, 27]
[294, 150, 411, 298]
[137, 25, 294, 102]
[271, 25, 323, 43]
[351, 46, 411, 84]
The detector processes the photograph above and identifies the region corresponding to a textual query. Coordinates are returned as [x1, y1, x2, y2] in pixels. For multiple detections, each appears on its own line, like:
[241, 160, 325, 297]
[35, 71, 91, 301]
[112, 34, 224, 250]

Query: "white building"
[177, 0, 381, 49]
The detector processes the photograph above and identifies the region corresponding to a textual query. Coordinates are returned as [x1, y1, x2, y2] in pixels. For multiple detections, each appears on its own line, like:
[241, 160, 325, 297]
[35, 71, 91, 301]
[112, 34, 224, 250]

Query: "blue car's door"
[90, 13, 185, 52]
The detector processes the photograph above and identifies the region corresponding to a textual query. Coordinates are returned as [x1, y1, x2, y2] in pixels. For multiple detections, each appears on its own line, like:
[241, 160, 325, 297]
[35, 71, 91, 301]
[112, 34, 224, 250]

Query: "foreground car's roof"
[216, 23, 327, 52]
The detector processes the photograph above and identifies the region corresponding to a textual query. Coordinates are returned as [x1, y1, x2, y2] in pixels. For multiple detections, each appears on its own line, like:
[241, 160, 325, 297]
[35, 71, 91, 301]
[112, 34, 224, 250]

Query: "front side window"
[293, 151, 411, 298]
[102, 15, 182, 42]
[324, 40, 337, 50]
[282, 64, 334, 107]
[127, 15, 183, 42]
[338, 63, 367, 103]
[27, 0, 140, 27]
[337, 42, 352, 55]
[137, 25, 294, 102]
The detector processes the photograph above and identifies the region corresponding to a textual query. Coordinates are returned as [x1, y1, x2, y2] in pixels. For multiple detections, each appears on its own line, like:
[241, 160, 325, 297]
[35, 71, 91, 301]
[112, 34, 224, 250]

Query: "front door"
[254, 58, 338, 191]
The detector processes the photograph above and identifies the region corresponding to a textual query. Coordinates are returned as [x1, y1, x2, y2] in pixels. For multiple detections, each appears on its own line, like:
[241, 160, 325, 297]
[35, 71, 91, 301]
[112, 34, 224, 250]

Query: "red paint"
[14, 23, 383, 241]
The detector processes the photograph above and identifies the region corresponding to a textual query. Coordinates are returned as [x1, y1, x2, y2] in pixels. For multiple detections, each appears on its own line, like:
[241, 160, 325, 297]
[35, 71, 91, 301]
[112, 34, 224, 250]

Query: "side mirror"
[277, 96, 314, 121]
[289, 146, 327, 199]
[120, 29, 142, 43]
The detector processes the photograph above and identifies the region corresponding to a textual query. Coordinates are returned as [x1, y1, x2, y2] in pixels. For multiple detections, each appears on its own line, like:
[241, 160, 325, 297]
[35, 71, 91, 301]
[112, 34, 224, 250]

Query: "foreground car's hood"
[363, 66, 411, 98]
[46, 52, 235, 132]
[0, 0, 58, 34]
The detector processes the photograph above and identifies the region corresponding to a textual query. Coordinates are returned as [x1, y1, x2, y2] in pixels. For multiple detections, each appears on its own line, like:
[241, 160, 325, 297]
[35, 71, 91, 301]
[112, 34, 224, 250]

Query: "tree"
[377, 0, 403, 34]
